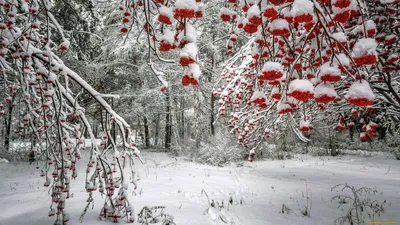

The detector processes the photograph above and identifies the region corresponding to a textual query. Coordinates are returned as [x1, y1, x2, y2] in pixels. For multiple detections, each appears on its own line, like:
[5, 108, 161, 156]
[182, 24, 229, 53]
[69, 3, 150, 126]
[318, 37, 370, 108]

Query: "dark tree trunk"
[154, 114, 160, 147]
[143, 116, 150, 148]
[209, 54, 215, 136]
[4, 103, 13, 152]
[165, 92, 172, 150]
[180, 97, 185, 140]
[210, 93, 215, 136]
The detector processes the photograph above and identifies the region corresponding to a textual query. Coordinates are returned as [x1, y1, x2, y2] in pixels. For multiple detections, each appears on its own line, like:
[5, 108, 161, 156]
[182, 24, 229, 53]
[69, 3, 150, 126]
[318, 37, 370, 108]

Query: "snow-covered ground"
[0, 151, 399, 225]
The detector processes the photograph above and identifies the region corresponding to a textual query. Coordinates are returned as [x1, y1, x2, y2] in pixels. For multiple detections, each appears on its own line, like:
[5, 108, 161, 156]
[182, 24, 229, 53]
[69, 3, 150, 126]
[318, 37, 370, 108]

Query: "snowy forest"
[0, 0, 399, 224]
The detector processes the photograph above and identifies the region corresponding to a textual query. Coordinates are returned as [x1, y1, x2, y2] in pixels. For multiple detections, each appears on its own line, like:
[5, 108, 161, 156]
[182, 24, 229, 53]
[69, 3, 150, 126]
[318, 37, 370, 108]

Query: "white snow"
[178, 23, 198, 44]
[159, 5, 173, 19]
[160, 28, 175, 44]
[262, 61, 284, 72]
[333, 53, 350, 66]
[251, 90, 266, 101]
[380, 0, 396, 4]
[220, 7, 236, 17]
[187, 63, 201, 79]
[352, 38, 378, 58]
[3, 151, 398, 225]
[320, 63, 341, 76]
[314, 83, 338, 98]
[247, 4, 261, 18]
[300, 119, 311, 128]
[180, 43, 198, 59]
[175, 0, 197, 10]
[345, 80, 374, 101]
[332, 32, 347, 42]
[268, 19, 289, 31]
[291, 0, 314, 15]
[281, 7, 292, 18]
[366, 20, 376, 30]
[0, 158, 8, 163]
[277, 100, 291, 111]
[271, 87, 279, 95]
[289, 79, 314, 93]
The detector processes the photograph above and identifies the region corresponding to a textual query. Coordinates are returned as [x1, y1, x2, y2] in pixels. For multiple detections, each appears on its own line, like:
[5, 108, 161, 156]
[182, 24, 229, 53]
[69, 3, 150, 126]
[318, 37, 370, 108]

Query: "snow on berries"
[320, 63, 342, 82]
[262, 3, 278, 21]
[287, 79, 314, 102]
[248, 149, 256, 162]
[384, 34, 398, 46]
[332, 6, 351, 23]
[179, 43, 197, 66]
[251, 91, 268, 108]
[159, 6, 173, 25]
[314, 83, 338, 104]
[259, 62, 284, 81]
[59, 40, 70, 51]
[365, 20, 377, 37]
[299, 119, 312, 132]
[332, 32, 347, 47]
[212, 0, 397, 148]
[182, 63, 201, 86]
[243, 18, 259, 34]
[270, 87, 281, 100]
[333, 53, 350, 72]
[352, 38, 378, 66]
[220, 7, 236, 22]
[268, 19, 290, 37]
[387, 53, 399, 64]
[174, 0, 197, 19]
[291, 0, 314, 23]
[247, 5, 262, 26]
[345, 80, 374, 106]
[277, 101, 292, 114]
[158, 29, 175, 52]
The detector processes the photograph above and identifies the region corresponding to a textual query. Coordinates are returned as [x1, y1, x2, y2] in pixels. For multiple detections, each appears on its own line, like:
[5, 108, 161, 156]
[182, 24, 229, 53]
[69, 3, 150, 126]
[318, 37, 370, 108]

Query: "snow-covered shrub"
[391, 147, 400, 160]
[196, 131, 246, 166]
[263, 144, 293, 160]
[331, 184, 388, 225]
[307, 146, 329, 157]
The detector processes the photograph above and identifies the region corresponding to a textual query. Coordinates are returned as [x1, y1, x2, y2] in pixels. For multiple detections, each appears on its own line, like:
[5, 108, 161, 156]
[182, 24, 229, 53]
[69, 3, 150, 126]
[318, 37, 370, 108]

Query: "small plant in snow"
[137, 206, 176, 225]
[201, 189, 235, 224]
[331, 183, 388, 225]
[300, 179, 312, 217]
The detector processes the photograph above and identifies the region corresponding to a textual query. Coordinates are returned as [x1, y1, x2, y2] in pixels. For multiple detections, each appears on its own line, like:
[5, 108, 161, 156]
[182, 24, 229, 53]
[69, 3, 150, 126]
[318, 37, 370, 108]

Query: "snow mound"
[352, 38, 377, 58]
[289, 79, 314, 93]
[345, 80, 374, 100]
[0, 158, 9, 163]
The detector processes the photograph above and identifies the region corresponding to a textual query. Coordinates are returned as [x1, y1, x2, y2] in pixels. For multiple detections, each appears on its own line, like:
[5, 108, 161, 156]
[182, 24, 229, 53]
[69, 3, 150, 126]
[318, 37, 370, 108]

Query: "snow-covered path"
[0, 152, 399, 225]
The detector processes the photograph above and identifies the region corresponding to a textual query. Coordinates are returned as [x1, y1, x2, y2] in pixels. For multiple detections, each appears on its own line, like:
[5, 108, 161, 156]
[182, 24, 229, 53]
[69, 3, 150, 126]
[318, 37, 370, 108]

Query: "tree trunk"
[210, 93, 215, 136]
[180, 97, 185, 140]
[143, 116, 150, 148]
[329, 135, 339, 156]
[194, 88, 201, 148]
[155, 114, 160, 147]
[165, 91, 172, 150]
[4, 103, 13, 152]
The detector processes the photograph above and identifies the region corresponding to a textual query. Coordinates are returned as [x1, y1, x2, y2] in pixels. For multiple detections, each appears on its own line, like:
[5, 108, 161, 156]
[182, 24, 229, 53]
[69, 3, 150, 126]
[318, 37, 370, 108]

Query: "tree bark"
[210, 93, 215, 136]
[143, 116, 150, 148]
[4, 103, 13, 152]
[165, 91, 172, 150]
[154, 114, 159, 147]
[180, 97, 185, 140]
[194, 88, 201, 148]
